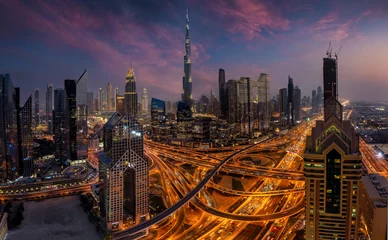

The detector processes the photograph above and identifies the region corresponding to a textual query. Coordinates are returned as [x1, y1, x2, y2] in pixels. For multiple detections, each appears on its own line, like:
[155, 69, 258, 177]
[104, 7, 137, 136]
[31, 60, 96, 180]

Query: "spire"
[185, 8, 190, 58]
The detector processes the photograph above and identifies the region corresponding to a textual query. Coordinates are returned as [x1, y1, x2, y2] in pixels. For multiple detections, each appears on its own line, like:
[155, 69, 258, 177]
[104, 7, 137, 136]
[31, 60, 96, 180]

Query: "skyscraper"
[293, 86, 301, 124]
[323, 58, 338, 104]
[124, 68, 138, 117]
[53, 88, 68, 165]
[218, 69, 227, 118]
[141, 88, 148, 114]
[226, 80, 238, 124]
[98, 88, 103, 111]
[46, 84, 54, 133]
[238, 77, 252, 137]
[99, 113, 149, 231]
[106, 83, 112, 111]
[34, 88, 40, 128]
[304, 54, 361, 240]
[151, 98, 166, 125]
[87, 92, 94, 113]
[116, 95, 125, 115]
[114, 88, 119, 110]
[182, 9, 192, 107]
[287, 76, 294, 126]
[279, 88, 287, 126]
[65, 79, 77, 161]
[17, 95, 32, 176]
[257, 73, 270, 131]
[0, 74, 19, 181]
[311, 89, 317, 114]
[76, 70, 88, 136]
[317, 86, 323, 112]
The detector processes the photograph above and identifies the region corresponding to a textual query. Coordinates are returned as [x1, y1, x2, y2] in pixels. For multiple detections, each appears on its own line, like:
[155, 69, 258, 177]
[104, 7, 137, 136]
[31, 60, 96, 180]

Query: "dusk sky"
[1, 0, 387, 104]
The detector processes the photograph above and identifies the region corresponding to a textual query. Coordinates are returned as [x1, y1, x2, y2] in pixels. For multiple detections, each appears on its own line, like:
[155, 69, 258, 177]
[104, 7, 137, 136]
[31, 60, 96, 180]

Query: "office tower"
[218, 69, 227, 118]
[0, 74, 19, 181]
[106, 83, 112, 111]
[293, 86, 301, 124]
[113, 88, 119, 110]
[323, 58, 338, 104]
[18, 95, 33, 176]
[209, 90, 219, 116]
[226, 80, 238, 124]
[54, 89, 68, 165]
[359, 174, 387, 240]
[182, 9, 193, 107]
[257, 73, 270, 131]
[87, 92, 94, 113]
[124, 68, 138, 117]
[76, 70, 88, 136]
[317, 86, 323, 111]
[304, 55, 361, 240]
[98, 88, 103, 111]
[287, 76, 294, 126]
[116, 95, 125, 114]
[238, 77, 252, 137]
[197, 95, 209, 114]
[279, 88, 288, 125]
[312, 90, 317, 114]
[166, 100, 172, 113]
[65, 80, 77, 161]
[141, 88, 148, 114]
[177, 101, 193, 122]
[34, 88, 40, 128]
[99, 113, 149, 231]
[46, 84, 54, 133]
[151, 98, 166, 125]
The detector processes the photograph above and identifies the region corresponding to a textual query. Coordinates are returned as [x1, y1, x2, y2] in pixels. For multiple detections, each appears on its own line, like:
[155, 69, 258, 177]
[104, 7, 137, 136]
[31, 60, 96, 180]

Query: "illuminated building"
[99, 113, 149, 232]
[17, 95, 33, 176]
[182, 9, 193, 108]
[34, 88, 39, 128]
[114, 88, 119, 110]
[359, 174, 387, 240]
[151, 98, 165, 125]
[218, 69, 227, 118]
[141, 88, 148, 114]
[294, 86, 301, 124]
[124, 68, 138, 117]
[98, 88, 103, 111]
[257, 73, 270, 130]
[279, 88, 287, 126]
[76, 70, 88, 136]
[287, 76, 294, 126]
[87, 92, 94, 113]
[54, 88, 68, 165]
[106, 83, 112, 111]
[304, 55, 361, 240]
[65, 79, 77, 161]
[46, 84, 54, 133]
[116, 95, 125, 114]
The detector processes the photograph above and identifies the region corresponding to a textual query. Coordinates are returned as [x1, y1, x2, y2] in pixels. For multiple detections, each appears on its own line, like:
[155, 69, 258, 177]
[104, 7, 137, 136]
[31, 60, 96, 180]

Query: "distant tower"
[124, 68, 138, 117]
[76, 70, 88, 136]
[34, 89, 40, 128]
[287, 76, 294, 126]
[54, 88, 68, 165]
[87, 92, 94, 113]
[65, 79, 77, 161]
[46, 84, 54, 133]
[106, 83, 112, 111]
[279, 88, 287, 126]
[98, 88, 103, 111]
[293, 86, 301, 123]
[218, 69, 227, 118]
[257, 73, 270, 130]
[114, 88, 119, 110]
[141, 88, 148, 114]
[182, 9, 193, 107]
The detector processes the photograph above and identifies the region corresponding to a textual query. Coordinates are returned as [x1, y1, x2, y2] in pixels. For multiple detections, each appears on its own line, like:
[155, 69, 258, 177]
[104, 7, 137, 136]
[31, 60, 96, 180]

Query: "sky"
[0, 0, 387, 104]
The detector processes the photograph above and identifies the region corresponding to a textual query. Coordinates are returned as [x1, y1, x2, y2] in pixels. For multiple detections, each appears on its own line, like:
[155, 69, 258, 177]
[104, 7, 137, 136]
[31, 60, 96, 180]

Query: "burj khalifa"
[181, 9, 192, 107]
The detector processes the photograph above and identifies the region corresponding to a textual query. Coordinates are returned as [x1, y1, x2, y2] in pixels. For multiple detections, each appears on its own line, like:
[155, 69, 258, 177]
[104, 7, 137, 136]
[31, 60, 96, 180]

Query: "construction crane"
[326, 41, 332, 57]
[335, 45, 342, 60]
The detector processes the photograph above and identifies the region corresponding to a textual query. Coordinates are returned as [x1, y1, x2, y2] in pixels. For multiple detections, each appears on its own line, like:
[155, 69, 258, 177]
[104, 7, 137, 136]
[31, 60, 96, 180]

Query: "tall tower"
[218, 69, 227, 118]
[99, 113, 149, 231]
[293, 86, 301, 124]
[125, 68, 138, 117]
[46, 84, 54, 133]
[304, 54, 361, 240]
[106, 83, 112, 111]
[53, 88, 68, 165]
[34, 89, 40, 128]
[182, 9, 192, 107]
[65, 79, 77, 161]
[98, 88, 103, 111]
[76, 70, 88, 136]
[114, 88, 119, 110]
[287, 76, 294, 126]
[279, 88, 287, 126]
[141, 88, 148, 114]
[257, 73, 270, 130]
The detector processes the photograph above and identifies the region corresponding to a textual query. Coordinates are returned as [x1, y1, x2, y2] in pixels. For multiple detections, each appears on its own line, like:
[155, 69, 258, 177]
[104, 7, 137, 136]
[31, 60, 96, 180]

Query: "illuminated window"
[327, 189, 332, 193]
[334, 159, 341, 163]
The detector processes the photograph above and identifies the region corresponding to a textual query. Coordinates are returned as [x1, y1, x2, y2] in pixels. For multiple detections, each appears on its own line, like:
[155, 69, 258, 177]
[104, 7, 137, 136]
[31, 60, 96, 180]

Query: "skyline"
[1, 0, 388, 104]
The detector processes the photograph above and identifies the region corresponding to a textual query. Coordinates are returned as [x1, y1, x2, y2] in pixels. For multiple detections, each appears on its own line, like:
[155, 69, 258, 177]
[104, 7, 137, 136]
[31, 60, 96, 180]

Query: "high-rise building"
[106, 83, 112, 111]
[87, 92, 94, 113]
[17, 95, 33, 176]
[65, 80, 77, 161]
[76, 70, 88, 136]
[293, 86, 301, 124]
[116, 95, 125, 114]
[114, 88, 119, 110]
[34, 88, 40, 128]
[177, 101, 193, 122]
[0, 74, 20, 181]
[141, 88, 148, 114]
[279, 88, 287, 125]
[166, 100, 172, 113]
[99, 113, 149, 231]
[238, 77, 252, 137]
[287, 76, 294, 126]
[257, 73, 270, 131]
[197, 95, 209, 114]
[323, 58, 338, 104]
[317, 86, 323, 111]
[124, 68, 138, 117]
[151, 98, 165, 125]
[53, 88, 68, 165]
[218, 69, 227, 118]
[304, 55, 361, 240]
[182, 9, 193, 107]
[312, 89, 318, 114]
[359, 174, 387, 240]
[226, 80, 238, 124]
[46, 84, 54, 133]
[98, 88, 103, 111]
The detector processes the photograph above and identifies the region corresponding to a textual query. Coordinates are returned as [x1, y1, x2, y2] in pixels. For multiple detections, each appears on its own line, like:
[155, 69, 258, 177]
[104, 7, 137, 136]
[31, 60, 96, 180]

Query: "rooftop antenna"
[326, 41, 331, 57]
[335, 45, 342, 60]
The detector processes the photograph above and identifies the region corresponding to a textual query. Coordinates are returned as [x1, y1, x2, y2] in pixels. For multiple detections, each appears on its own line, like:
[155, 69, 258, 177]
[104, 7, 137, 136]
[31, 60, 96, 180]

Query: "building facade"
[141, 88, 148, 115]
[257, 73, 270, 131]
[46, 84, 54, 133]
[65, 80, 77, 161]
[287, 76, 294, 126]
[279, 88, 288, 126]
[218, 69, 227, 119]
[124, 68, 138, 117]
[54, 88, 68, 165]
[293, 86, 301, 124]
[151, 98, 165, 125]
[182, 9, 193, 108]
[106, 83, 112, 111]
[34, 89, 40, 128]
[99, 113, 149, 232]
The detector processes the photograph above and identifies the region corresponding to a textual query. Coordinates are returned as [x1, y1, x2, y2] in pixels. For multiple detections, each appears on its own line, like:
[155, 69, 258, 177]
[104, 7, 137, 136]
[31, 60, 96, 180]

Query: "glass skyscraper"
[151, 98, 166, 125]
